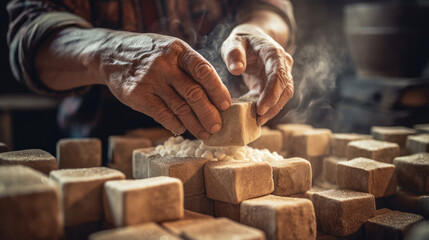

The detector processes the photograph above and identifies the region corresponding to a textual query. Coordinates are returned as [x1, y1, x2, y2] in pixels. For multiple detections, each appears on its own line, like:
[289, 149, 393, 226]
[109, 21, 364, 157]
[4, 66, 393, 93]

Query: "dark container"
[345, 3, 429, 78]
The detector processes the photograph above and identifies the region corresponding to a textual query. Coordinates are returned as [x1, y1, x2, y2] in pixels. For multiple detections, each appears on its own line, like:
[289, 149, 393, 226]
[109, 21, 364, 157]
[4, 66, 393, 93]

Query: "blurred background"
[1, 0, 429, 154]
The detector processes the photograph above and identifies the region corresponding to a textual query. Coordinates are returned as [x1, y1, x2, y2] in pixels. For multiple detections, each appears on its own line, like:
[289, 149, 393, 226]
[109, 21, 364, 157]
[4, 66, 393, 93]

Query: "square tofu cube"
[414, 124, 429, 134]
[406, 134, 429, 154]
[337, 158, 397, 198]
[388, 189, 429, 219]
[108, 163, 133, 179]
[0, 142, 8, 153]
[180, 218, 265, 240]
[0, 149, 57, 175]
[0, 166, 63, 240]
[241, 195, 316, 240]
[50, 167, 125, 226]
[132, 147, 155, 179]
[108, 136, 151, 165]
[148, 156, 209, 196]
[204, 161, 273, 204]
[394, 153, 429, 193]
[103, 176, 184, 227]
[214, 200, 241, 222]
[126, 127, 173, 145]
[365, 209, 424, 240]
[203, 101, 261, 147]
[292, 129, 332, 158]
[323, 156, 347, 185]
[162, 210, 214, 235]
[312, 189, 376, 236]
[330, 133, 372, 158]
[346, 140, 400, 163]
[276, 123, 313, 153]
[371, 126, 416, 153]
[57, 138, 102, 169]
[89, 222, 181, 240]
[184, 194, 214, 216]
[270, 157, 312, 196]
[248, 127, 283, 153]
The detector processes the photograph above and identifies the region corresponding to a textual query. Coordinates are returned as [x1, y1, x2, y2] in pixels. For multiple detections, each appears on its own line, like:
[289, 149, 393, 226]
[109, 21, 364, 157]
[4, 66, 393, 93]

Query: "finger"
[156, 85, 211, 140]
[177, 47, 231, 111]
[169, 70, 222, 134]
[257, 85, 293, 126]
[136, 95, 186, 135]
[257, 49, 294, 115]
[221, 36, 247, 75]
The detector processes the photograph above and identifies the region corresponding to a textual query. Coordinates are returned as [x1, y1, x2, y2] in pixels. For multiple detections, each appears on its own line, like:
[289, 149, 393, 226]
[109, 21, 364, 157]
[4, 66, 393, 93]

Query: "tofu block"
[57, 138, 102, 169]
[185, 194, 214, 216]
[347, 140, 400, 163]
[337, 158, 397, 198]
[312, 189, 376, 236]
[414, 124, 429, 134]
[132, 147, 155, 179]
[162, 210, 214, 235]
[50, 167, 125, 226]
[103, 176, 184, 227]
[0, 166, 63, 240]
[126, 127, 173, 145]
[108, 163, 133, 179]
[240, 195, 317, 240]
[180, 217, 265, 240]
[307, 155, 324, 180]
[108, 136, 151, 165]
[0, 142, 8, 153]
[292, 129, 332, 157]
[389, 189, 429, 219]
[89, 222, 181, 240]
[248, 127, 283, 153]
[365, 209, 424, 240]
[276, 123, 313, 153]
[394, 153, 429, 194]
[0, 149, 57, 175]
[203, 101, 261, 146]
[323, 156, 347, 184]
[204, 161, 274, 204]
[371, 126, 416, 154]
[330, 133, 372, 158]
[406, 134, 429, 154]
[214, 200, 241, 222]
[148, 156, 209, 196]
[270, 157, 312, 196]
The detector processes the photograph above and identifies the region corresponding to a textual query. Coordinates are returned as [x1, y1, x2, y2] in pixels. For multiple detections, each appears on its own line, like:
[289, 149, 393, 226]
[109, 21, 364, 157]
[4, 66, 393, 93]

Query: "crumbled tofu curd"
[154, 136, 283, 162]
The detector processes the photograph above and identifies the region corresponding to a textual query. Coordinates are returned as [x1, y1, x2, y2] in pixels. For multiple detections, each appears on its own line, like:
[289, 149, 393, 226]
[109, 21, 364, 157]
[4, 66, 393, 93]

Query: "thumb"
[221, 37, 247, 76]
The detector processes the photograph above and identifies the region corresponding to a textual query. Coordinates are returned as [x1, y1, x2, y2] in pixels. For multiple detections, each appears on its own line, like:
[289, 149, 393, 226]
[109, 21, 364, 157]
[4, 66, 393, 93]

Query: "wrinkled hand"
[221, 24, 294, 125]
[99, 33, 231, 139]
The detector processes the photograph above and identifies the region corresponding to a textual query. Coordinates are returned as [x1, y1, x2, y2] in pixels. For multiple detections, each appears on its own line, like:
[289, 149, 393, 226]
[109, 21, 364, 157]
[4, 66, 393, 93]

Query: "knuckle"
[154, 108, 174, 124]
[194, 62, 213, 80]
[173, 103, 192, 117]
[184, 86, 205, 104]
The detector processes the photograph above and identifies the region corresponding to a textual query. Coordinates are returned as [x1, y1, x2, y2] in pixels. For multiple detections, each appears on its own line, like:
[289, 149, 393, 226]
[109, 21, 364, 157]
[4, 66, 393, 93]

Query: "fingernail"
[259, 117, 269, 126]
[220, 101, 230, 111]
[210, 124, 221, 134]
[229, 62, 244, 71]
[260, 105, 269, 115]
[174, 126, 186, 135]
[200, 132, 211, 139]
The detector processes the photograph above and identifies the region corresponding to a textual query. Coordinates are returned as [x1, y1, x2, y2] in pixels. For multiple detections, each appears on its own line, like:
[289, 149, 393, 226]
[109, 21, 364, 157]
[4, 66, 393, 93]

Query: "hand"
[98, 32, 231, 139]
[221, 24, 294, 125]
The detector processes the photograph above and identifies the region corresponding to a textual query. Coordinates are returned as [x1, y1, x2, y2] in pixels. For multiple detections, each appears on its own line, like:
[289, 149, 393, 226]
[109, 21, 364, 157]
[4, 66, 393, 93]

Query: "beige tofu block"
[162, 210, 214, 235]
[323, 156, 347, 185]
[0, 142, 8, 153]
[180, 217, 265, 240]
[414, 124, 429, 134]
[132, 147, 155, 179]
[312, 189, 376, 236]
[126, 127, 173, 145]
[185, 194, 214, 216]
[104, 176, 184, 227]
[346, 140, 400, 163]
[57, 138, 102, 169]
[365, 209, 424, 240]
[270, 157, 312, 196]
[214, 200, 241, 222]
[0, 149, 57, 175]
[241, 195, 316, 240]
[394, 153, 429, 193]
[337, 158, 397, 198]
[108, 136, 151, 165]
[89, 222, 181, 240]
[148, 156, 209, 196]
[371, 126, 416, 153]
[330, 133, 372, 158]
[204, 161, 274, 204]
[388, 189, 429, 219]
[276, 123, 313, 153]
[406, 134, 429, 154]
[248, 127, 283, 153]
[307, 156, 324, 180]
[203, 101, 261, 147]
[108, 163, 133, 179]
[293, 129, 332, 158]
[50, 167, 125, 226]
[0, 166, 63, 240]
